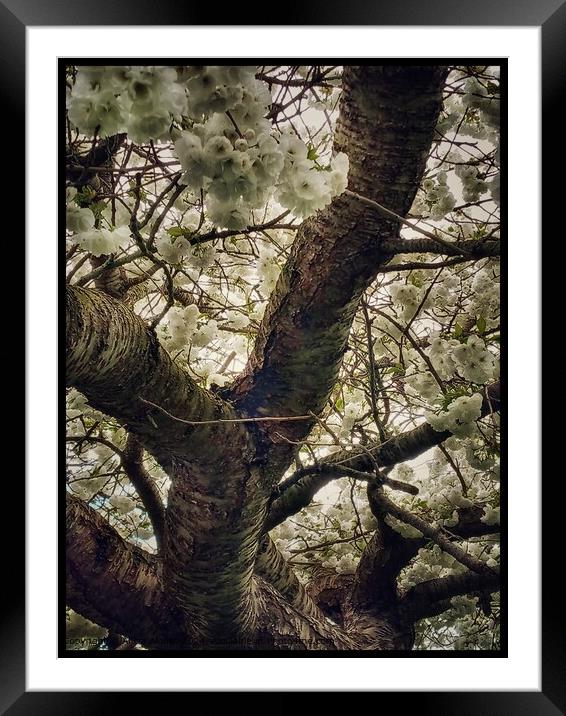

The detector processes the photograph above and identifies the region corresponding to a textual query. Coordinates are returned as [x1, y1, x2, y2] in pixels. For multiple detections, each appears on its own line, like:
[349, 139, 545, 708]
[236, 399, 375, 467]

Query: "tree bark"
[66, 495, 185, 648]
[66, 285, 266, 642]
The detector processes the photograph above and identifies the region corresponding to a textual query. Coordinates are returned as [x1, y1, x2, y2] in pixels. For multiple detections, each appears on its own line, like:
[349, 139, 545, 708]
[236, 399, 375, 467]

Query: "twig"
[139, 398, 313, 426]
[345, 189, 474, 256]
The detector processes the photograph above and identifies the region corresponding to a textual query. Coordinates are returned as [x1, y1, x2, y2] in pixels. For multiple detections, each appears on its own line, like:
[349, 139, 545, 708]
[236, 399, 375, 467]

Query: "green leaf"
[89, 201, 107, 219]
[307, 145, 318, 161]
[453, 322, 463, 338]
[476, 316, 487, 334]
[167, 227, 185, 238]
[385, 363, 405, 376]
[75, 186, 96, 207]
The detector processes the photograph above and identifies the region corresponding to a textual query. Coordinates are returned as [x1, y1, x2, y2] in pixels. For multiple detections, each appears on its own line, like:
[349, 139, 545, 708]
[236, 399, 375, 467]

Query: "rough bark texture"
[121, 435, 166, 550]
[66, 495, 185, 648]
[380, 238, 500, 258]
[66, 284, 267, 642]
[228, 66, 448, 463]
[398, 571, 501, 623]
[64, 66, 500, 651]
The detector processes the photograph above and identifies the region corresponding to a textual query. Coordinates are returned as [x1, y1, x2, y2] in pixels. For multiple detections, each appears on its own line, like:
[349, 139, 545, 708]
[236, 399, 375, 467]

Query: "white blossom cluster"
[159, 304, 200, 351]
[66, 188, 132, 256]
[454, 163, 489, 204]
[175, 116, 348, 227]
[462, 77, 500, 131]
[427, 335, 497, 384]
[67, 65, 350, 230]
[73, 225, 132, 257]
[469, 267, 500, 327]
[421, 172, 457, 220]
[390, 282, 426, 321]
[67, 66, 187, 142]
[426, 393, 484, 437]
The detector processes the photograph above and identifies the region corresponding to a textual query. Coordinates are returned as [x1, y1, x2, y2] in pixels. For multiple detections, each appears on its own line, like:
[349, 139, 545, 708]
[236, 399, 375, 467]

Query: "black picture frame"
[9, 2, 556, 711]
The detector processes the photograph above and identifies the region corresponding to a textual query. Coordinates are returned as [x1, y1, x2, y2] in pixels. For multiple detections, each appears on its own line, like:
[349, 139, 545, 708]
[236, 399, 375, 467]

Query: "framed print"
[9, 3, 557, 711]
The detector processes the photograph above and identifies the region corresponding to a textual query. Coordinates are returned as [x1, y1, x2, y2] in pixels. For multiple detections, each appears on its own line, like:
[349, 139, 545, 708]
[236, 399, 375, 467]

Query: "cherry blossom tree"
[65, 64, 501, 651]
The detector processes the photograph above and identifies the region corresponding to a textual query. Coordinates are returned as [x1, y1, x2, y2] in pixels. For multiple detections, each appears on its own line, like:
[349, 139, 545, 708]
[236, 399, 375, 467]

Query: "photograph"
[63, 62, 503, 653]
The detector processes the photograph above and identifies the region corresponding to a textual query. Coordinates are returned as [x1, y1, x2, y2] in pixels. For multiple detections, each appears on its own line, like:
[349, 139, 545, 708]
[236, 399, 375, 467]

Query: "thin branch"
[139, 398, 313, 425]
[345, 189, 474, 256]
[368, 483, 497, 578]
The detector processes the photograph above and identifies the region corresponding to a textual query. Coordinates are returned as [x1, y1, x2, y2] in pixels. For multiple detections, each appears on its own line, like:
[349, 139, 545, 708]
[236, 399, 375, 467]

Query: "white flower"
[452, 337, 496, 384]
[391, 283, 419, 308]
[481, 506, 500, 526]
[253, 149, 285, 182]
[183, 210, 202, 232]
[227, 313, 250, 330]
[175, 131, 203, 164]
[426, 393, 483, 437]
[128, 110, 171, 144]
[291, 169, 329, 202]
[203, 135, 233, 164]
[207, 198, 250, 230]
[328, 152, 349, 195]
[163, 304, 201, 351]
[428, 338, 457, 380]
[223, 150, 254, 178]
[66, 205, 95, 234]
[488, 173, 500, 205]
[189, 245, 216, 271]
[192, 320, 218, 347]
[68, 87, 127, 136]
[405, 372, 441, 401]
[77, 226, 130, 256]
[174, 132, 209, 189]
[155, 234, 192, 264]
[279, 133, 308, 162]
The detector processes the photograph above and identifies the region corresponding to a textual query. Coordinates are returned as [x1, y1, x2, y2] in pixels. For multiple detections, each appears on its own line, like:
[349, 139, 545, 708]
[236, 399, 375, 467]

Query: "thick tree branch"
[380, 237, 500, 258]
[255, 535, 335, 624]
[67, 495, 362, 650]
[66, 495, 185, 648]
[66, 284, 270, 642]
[398, 570, 500, 623]
[229, 66, 448, 457]
[351, 520, 424, 612]
[341, 518, 424, 650]
[66, 284, 254, 468]
[306, 569, 354, 625]
[121, 434, 166, 550]
[251, 576, 358, 650]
